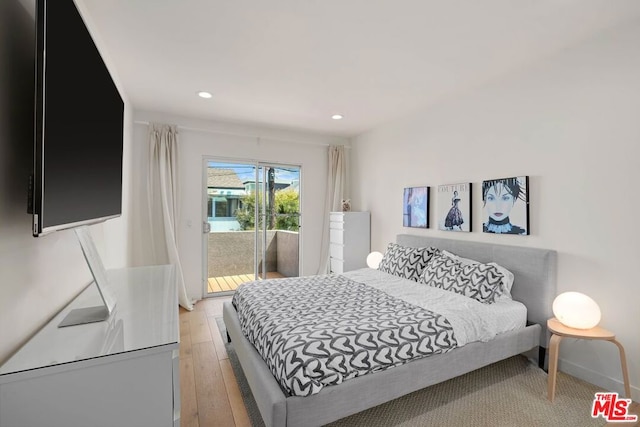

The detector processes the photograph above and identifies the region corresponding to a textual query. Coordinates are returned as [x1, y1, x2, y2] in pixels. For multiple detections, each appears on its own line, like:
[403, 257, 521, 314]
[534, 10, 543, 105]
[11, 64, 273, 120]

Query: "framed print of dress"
[438, 183, 471, 232]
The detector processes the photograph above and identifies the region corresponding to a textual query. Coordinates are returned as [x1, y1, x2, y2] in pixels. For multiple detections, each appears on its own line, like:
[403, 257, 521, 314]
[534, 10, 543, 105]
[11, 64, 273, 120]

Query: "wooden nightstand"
[547, 317, 632, 402]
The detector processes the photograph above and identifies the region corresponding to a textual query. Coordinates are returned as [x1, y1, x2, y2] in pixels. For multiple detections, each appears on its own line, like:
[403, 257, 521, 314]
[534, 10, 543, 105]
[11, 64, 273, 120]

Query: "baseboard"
[558, 358, 639, 402]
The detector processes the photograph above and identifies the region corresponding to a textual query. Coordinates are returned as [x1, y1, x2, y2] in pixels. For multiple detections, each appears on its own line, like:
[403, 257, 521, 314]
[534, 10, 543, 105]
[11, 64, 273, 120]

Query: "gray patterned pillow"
[420, 253, 502, 304]
[419, 252, 461, 290]
[455, 263, 503, 304]
[378, 243, 438, 281]
[439, 250, 512, 300]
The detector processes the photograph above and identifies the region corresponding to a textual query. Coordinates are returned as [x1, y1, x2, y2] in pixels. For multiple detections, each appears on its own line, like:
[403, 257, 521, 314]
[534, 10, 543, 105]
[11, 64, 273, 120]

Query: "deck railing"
[207, 230, 299, 293]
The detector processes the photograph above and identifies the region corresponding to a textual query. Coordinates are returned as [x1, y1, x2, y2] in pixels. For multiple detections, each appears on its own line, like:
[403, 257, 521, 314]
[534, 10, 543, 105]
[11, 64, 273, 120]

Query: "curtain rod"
[134, 120, 350, 149]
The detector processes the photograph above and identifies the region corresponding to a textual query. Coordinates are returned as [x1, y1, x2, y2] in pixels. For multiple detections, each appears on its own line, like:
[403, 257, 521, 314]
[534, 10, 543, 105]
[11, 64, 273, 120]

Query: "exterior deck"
[207, 271, 285, 293]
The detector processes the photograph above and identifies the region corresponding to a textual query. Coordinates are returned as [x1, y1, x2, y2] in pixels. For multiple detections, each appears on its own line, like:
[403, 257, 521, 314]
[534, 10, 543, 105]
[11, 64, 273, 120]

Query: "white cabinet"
[329, 211, 370, 273]
[0, 265, 180, 427]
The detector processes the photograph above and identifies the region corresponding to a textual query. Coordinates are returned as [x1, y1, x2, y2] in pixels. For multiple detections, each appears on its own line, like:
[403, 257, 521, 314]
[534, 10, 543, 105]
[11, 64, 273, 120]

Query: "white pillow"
[440, 250, 514, 300]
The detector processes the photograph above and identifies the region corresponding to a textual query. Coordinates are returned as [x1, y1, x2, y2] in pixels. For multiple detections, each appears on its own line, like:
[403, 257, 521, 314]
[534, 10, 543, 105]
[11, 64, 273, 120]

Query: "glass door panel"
[204, 161, 256, 296]
[204, 160, 301, 297]
[257, 164, 300, 281]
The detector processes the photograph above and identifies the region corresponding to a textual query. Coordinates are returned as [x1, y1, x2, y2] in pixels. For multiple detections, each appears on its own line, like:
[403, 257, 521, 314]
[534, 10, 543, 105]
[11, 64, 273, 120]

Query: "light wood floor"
[179, 296, 249, 427]
[179, 298, 640, 427]
[207, 272, 285, 293]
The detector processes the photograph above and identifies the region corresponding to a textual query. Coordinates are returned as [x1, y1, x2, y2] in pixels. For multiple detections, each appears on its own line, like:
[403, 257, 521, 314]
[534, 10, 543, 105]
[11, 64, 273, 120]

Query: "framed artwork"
[482, 176, 529, 235]
[437, 183, 471, 232]
[403, 187, 429, 228]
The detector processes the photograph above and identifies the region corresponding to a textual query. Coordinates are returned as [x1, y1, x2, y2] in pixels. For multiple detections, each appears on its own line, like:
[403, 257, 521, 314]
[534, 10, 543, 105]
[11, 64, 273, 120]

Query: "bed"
[222, 234, 557, 426]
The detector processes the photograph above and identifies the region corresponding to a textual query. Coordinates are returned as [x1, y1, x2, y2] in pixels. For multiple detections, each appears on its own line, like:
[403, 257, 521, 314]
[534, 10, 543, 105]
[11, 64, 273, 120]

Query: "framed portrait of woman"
[403, 186, 429, 228]
[437, 183, 471, 232]
[482, 176, 529, 235]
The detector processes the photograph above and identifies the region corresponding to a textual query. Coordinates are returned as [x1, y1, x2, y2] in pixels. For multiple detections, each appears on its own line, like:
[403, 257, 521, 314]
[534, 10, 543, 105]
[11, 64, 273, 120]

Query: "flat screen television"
[31, 0, 124, 237]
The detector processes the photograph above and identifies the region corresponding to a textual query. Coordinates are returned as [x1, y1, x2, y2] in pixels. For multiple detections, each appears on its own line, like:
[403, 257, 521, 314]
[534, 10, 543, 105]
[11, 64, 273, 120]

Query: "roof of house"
[207, 169, 244, 189]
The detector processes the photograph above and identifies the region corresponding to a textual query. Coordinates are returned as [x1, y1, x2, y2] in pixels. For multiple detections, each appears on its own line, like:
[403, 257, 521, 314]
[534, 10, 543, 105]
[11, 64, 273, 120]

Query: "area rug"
[216, 318, 607, 426]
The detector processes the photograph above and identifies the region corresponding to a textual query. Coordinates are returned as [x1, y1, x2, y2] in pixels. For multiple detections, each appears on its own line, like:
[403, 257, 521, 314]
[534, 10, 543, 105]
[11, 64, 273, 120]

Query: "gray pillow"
[420, 252, 502, 304]
[440, 250, 513, 300]
[419, 251, 461, 290]
[378, 243, 438, 281]
[455, 263, 503, 304]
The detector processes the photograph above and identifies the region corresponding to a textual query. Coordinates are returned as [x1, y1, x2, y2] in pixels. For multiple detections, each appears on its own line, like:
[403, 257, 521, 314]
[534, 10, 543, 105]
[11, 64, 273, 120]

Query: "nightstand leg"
[548, 334, 563, 402]
[612, 339, 632, 399]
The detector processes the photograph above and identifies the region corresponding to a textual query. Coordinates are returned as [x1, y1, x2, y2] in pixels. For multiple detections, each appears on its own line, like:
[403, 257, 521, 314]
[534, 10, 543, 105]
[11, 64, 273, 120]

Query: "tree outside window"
[235, 188, 299, 231]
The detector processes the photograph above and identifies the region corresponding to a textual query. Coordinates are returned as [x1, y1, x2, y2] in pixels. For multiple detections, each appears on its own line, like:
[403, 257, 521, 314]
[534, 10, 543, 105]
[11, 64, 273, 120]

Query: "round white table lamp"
[366, 251, 383, 269]
[552, 291, 601, 329]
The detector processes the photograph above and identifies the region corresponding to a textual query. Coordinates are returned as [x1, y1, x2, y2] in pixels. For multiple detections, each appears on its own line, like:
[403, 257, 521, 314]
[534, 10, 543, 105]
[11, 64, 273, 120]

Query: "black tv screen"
[33, 0, 124, 236]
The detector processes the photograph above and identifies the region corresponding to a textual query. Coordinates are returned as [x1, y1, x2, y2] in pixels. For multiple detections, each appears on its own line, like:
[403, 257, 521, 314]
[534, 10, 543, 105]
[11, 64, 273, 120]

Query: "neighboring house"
[288, 179, 300, 193]
[207, 169, 246, 231]
[208, 168, 300, 232]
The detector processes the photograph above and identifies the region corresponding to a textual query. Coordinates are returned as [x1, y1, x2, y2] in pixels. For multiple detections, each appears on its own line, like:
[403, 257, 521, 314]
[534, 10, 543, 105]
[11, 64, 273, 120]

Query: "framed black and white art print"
[403, 187, 429, 228]
[437, 183, 471, 232]
[482, 176, 529, 235]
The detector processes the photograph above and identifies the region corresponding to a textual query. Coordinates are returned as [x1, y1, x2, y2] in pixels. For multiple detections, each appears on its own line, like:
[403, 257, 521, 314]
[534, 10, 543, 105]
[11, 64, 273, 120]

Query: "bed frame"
[223, 234, 557, 427]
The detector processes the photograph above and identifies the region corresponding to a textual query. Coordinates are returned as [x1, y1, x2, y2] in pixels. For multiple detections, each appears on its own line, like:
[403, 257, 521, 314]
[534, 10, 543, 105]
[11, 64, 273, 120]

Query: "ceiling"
[79, 0, 640, 137]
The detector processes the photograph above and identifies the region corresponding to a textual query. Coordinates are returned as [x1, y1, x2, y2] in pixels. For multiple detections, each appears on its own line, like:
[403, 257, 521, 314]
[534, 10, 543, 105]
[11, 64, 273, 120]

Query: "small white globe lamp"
[552, 292, 601, 330]
[366, 251, 383, 269]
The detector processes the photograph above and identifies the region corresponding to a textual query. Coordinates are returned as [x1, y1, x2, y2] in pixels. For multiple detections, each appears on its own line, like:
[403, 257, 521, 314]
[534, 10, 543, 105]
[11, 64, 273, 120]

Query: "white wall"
[0, 0, 132, 364]
[130, 111, 348, 302]
[351, 20, 640, 400]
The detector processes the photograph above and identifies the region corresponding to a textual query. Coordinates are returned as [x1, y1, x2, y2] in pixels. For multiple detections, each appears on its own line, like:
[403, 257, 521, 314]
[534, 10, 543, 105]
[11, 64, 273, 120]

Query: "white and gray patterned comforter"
[232, 274, 458, 397]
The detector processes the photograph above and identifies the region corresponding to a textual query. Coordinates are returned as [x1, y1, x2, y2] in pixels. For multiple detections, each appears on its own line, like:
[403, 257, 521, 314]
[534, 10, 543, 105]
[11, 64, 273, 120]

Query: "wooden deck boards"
[207, 272, 285, 294]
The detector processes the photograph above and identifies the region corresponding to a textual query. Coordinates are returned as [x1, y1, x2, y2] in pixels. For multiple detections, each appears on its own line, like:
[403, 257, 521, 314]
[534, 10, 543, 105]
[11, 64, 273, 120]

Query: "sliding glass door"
[203, 159, 301, 296]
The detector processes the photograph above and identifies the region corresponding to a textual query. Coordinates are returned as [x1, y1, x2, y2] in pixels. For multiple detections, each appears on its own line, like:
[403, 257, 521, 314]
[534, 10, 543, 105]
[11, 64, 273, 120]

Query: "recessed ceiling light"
[331, 114, 343, 120]
[197, 91, 212, 99]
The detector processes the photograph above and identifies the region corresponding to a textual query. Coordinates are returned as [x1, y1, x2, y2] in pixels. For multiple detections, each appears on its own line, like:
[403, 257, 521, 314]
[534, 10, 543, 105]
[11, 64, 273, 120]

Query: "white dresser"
[0, 265, 180, 427]
[329, 211, 371, 273]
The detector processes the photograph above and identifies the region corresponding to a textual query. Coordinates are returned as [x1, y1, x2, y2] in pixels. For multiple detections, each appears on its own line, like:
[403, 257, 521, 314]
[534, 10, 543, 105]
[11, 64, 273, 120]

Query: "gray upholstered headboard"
[396, 234, 557, 347]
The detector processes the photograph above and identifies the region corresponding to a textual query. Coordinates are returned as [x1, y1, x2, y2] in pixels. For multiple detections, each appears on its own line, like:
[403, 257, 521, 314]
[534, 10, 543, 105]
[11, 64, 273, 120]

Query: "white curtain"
[317, 145, 346, 274]
[148, 124, 193, 311]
